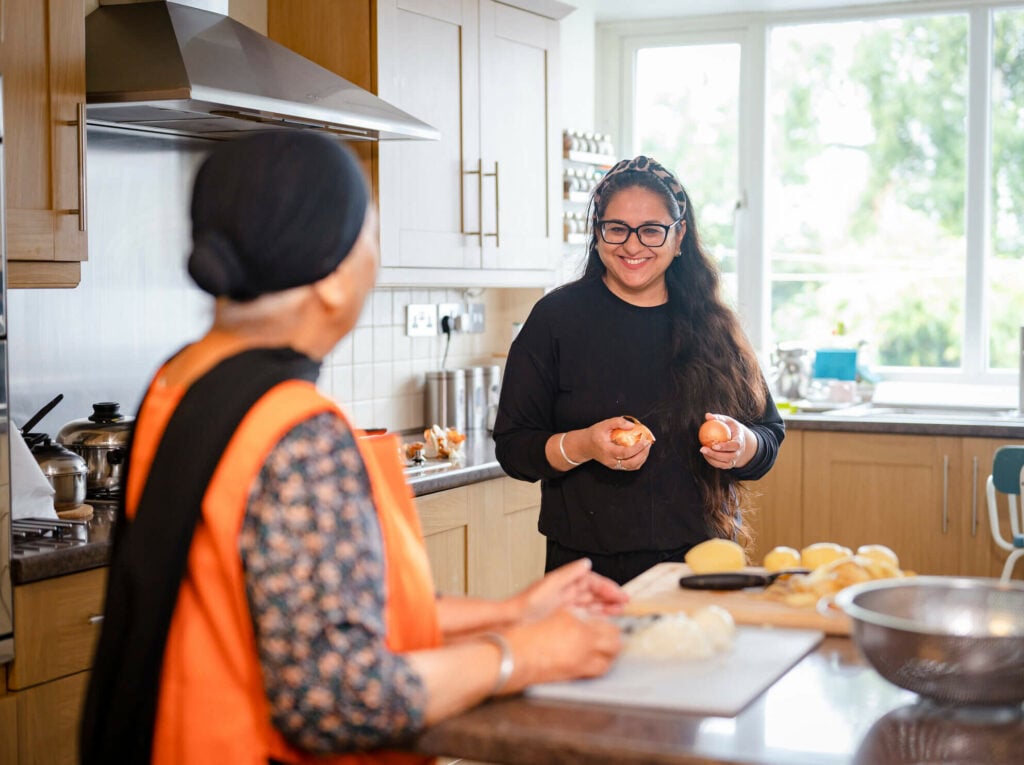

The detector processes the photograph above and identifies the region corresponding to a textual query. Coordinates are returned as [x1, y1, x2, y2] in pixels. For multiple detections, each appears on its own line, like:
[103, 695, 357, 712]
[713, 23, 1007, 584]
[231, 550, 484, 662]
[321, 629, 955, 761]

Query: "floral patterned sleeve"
[239, 412, 428, 754]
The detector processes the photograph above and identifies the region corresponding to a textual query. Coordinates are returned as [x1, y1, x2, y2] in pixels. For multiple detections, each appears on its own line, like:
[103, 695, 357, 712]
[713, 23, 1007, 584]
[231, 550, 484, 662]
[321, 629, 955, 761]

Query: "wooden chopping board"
[622, 562, 852, 636]
[527, 625, 823, 717]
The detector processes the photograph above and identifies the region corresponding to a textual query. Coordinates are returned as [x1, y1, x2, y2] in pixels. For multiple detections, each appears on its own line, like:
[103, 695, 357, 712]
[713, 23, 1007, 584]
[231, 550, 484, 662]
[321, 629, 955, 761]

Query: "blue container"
[813, 349, 858, 381]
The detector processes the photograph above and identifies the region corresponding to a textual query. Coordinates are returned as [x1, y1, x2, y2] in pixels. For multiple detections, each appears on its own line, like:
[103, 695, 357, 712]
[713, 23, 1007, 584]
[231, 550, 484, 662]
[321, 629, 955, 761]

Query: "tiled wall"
[322, 286, 541, 431]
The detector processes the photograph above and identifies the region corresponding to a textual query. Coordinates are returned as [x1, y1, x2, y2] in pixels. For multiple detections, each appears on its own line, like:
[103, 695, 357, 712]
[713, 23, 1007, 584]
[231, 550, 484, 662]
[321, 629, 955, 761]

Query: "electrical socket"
[406, 303, 438, 337]
[466, 303, 485, 334]
[438, 302, 462, 334]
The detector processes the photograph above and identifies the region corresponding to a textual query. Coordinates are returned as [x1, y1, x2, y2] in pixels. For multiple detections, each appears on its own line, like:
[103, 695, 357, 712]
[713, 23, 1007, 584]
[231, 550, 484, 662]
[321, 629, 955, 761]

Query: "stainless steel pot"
[27, 434, 88, 509]
[56, 402, 134, 497]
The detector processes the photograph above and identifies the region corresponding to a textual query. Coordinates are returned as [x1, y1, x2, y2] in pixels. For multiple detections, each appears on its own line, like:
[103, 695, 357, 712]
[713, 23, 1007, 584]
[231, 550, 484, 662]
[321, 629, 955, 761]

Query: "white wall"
[559, 0, 597, 131]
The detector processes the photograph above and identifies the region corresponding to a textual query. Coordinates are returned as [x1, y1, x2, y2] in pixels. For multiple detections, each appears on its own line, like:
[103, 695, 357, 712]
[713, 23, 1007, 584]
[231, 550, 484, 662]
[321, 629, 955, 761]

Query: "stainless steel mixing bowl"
[835, 576, 1024, 706]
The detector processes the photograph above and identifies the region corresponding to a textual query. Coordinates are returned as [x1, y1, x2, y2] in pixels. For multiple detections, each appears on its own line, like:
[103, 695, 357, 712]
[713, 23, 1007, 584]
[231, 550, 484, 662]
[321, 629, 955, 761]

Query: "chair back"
[987, 445, 1024, 582]
[991, 445, 1024, 495]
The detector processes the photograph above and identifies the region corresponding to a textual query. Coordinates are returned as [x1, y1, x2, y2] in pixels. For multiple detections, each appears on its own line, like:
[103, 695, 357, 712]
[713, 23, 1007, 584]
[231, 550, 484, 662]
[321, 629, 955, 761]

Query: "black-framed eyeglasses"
[596, 218, 683, 247]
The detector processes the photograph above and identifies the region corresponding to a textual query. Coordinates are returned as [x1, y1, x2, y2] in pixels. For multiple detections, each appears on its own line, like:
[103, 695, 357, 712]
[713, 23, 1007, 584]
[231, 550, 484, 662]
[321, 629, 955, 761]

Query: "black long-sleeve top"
[493, 277, 785, 555]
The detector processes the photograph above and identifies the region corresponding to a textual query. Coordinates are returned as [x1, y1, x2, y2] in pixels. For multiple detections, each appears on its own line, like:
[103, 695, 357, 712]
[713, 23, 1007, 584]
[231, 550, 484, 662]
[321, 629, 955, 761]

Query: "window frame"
[597, 1, 1017, 387]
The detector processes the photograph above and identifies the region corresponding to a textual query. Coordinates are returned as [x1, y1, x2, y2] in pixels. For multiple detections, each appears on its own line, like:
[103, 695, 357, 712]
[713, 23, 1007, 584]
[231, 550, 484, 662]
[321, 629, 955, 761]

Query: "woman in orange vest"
[80, 132, 626, 765]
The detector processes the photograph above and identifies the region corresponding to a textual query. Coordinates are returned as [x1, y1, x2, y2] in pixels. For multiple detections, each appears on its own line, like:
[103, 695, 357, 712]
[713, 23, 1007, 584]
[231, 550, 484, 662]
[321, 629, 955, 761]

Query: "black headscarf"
[187, 130, 370, 301]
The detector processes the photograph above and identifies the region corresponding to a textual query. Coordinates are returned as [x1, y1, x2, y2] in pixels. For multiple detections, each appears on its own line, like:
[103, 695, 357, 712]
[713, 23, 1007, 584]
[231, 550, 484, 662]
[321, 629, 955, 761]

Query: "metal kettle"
[770, 343, 812, 401]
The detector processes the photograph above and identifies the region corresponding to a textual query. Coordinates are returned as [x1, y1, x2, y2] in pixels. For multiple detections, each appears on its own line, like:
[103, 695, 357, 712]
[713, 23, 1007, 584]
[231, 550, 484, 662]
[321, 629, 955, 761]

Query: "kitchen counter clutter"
[10, 432, 506, 585]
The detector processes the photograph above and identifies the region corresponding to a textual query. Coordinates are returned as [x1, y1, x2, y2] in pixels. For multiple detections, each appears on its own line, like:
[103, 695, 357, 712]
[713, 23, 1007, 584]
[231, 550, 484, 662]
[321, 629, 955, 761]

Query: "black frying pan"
[678, 568, 810, 591]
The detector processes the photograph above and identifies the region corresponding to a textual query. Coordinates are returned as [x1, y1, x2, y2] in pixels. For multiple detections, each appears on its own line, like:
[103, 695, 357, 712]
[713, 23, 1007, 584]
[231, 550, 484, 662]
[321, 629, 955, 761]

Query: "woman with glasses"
[493, 155, 785, 586]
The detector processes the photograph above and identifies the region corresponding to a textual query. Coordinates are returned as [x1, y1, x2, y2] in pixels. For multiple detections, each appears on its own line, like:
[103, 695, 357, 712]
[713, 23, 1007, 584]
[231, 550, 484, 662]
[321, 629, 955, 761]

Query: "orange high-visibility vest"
[126, 361, 440, 765]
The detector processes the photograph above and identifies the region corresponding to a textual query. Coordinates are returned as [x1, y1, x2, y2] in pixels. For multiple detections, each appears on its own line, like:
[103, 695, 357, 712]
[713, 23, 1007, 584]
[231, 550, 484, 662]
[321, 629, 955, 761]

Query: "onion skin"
[610, 416, 656, 447]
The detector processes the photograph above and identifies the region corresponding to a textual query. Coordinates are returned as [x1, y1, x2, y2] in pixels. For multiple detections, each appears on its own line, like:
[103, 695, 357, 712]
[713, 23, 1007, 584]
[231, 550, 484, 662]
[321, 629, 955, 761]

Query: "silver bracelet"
[480, 632, 515, 696]
[558, 432, 583, 467]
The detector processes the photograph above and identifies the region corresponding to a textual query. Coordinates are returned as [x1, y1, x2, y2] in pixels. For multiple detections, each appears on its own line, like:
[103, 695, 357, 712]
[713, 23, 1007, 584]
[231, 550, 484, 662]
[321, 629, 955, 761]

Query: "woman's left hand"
[699, 412, 755, 471]
[512, 558, 628, 622]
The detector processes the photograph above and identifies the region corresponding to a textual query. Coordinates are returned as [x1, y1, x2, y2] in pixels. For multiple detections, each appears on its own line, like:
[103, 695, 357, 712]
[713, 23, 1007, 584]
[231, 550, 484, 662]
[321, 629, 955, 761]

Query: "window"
[767, 14, 969, 369]
[609, 3, 1024, 385]
[989, 8, 1024, 370]
[634, 42, 741, 304]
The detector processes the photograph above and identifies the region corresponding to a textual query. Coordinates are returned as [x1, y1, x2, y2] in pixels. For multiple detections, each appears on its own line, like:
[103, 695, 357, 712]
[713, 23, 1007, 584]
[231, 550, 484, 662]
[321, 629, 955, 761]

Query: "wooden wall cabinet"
[268, 0, 569, 288]
[417, 476, 545, 599]
[0, 0, 88, 289]
[749, 430, 1017, 578]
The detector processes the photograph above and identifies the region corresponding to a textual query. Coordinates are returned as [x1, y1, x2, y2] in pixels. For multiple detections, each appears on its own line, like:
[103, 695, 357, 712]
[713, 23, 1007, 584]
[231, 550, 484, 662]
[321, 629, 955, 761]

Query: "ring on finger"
[616, 459, 623, 470]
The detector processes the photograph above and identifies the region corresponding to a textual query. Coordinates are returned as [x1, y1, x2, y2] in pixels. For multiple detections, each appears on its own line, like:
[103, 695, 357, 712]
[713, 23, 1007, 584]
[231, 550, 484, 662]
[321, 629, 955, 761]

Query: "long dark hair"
[581, 162, 768, 546]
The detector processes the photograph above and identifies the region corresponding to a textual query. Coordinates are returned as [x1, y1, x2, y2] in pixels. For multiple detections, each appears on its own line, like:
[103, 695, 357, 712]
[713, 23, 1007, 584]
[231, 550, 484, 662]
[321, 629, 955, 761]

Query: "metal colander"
[836, 576, 1024, 706]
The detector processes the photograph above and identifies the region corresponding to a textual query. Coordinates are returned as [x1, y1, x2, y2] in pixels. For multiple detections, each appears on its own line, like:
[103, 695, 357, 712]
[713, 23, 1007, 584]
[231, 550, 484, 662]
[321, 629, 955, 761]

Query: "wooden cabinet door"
[802, 432, 961, 575]
[16, 671, 89, 765]
[745, 430, 803, 565]
[478, 0, 560, 272]
[960, 437, 1023, 579]
[0, 693, 17, 765]
[417, 486, 471, 596]
[467, 477, 543, 599]
[0, 0, 87, 283]
[377, 0, 482, 271]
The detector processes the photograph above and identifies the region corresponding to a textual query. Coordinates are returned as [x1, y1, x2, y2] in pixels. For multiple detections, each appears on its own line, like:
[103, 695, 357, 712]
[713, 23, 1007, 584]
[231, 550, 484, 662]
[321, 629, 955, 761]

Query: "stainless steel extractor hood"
[86, 0, 439, 142]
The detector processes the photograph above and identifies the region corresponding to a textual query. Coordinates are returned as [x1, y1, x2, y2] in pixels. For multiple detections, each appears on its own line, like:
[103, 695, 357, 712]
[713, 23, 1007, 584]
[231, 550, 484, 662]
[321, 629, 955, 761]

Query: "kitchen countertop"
[782, 409, 1024, 438]
[11, 431, 505, 585]
[13, 411, 1024, 586]
[412, 635, 1024, 764]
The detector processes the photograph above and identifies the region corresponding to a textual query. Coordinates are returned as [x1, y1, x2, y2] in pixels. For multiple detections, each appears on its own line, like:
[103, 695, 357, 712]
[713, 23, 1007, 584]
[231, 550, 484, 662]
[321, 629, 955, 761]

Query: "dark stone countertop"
[412, 635, 1024, 765]
[783, 410, 1024, 439]
[11, 431, 505, 585]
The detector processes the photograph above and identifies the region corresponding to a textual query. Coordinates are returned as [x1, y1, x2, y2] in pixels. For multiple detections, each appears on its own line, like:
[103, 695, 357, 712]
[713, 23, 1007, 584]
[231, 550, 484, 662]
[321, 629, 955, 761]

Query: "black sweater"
[493, 277, 785, 555]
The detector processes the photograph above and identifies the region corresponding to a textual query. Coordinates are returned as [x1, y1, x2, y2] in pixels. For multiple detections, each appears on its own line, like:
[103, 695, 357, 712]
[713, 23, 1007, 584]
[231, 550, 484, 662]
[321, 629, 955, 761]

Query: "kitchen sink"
[820, 403, 1024, 420]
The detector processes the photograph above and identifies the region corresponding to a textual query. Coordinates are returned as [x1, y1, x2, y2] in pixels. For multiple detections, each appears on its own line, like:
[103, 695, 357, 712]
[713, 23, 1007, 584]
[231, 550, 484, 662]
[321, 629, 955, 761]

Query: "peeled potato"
[763, 545, 802, 572]
[610, 416, 656, 447]
[685, 538, 746, 573]
[856, 544, 900, 569]
[800, 542, 853, 570]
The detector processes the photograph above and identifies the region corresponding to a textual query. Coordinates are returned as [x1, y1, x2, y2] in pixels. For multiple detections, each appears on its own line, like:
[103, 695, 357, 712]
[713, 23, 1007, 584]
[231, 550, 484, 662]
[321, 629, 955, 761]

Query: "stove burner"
[11, 518, 91, 558]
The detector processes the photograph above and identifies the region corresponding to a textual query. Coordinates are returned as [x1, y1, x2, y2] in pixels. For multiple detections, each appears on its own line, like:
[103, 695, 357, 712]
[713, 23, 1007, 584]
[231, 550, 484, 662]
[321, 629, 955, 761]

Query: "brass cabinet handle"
[484, 161, 499, 247]
[942, 454, 949, 534]
[61, 102, 88, 232]
[88, 614, 104, 625]
[971, 455, 979, 537]
[462, 159, 483, 246]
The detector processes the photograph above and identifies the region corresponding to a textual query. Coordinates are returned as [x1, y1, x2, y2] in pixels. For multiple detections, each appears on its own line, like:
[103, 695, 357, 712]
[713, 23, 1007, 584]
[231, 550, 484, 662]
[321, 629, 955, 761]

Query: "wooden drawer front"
[9, 568, 107, 689]
[501, 476, 540, 514]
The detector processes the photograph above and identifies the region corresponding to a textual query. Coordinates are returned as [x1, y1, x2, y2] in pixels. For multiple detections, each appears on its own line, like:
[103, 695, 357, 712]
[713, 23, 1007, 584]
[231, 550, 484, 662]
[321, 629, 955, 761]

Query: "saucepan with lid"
[57, 402, 135, 497]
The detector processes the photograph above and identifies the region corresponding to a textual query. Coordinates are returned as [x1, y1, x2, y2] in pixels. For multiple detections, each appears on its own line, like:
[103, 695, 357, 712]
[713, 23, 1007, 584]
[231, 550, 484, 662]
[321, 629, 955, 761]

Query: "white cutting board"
[526, 626, 823, 717]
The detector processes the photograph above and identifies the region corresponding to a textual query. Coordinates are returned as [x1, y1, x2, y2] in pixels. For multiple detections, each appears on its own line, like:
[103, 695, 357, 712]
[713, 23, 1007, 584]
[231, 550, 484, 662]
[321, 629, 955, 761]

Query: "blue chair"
[985, 446, 1024, 582]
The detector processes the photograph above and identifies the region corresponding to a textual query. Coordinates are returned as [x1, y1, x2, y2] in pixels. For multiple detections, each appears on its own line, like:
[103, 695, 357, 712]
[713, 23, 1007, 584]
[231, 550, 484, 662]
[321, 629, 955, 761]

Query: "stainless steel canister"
[425, 369, 466, 432]
[485, 364, 502, 431]
[465, 366, 487, 431]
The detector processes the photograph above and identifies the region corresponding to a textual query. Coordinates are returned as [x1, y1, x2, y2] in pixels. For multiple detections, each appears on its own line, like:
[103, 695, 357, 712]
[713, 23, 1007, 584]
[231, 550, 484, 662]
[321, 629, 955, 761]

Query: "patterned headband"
[593, 156, 688, 219]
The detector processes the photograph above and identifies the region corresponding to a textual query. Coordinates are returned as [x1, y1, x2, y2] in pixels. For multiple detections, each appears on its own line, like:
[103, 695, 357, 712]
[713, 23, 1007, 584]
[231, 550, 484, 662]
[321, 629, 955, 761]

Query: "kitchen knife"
[678, 568, 809, 591]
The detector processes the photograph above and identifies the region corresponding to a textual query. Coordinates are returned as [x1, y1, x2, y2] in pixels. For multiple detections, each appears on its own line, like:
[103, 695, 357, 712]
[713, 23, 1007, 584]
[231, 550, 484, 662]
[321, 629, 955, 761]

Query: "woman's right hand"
[582, 416, 653, 472]
[502, 609, 622, 692]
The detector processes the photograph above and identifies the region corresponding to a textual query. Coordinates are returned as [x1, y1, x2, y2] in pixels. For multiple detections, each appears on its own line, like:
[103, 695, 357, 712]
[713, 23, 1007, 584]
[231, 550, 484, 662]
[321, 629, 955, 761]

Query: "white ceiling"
[590, 0, 919, 22]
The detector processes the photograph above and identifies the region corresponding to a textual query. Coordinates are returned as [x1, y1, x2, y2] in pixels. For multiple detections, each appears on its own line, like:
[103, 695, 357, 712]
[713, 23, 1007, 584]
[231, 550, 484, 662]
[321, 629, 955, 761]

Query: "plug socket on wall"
[438, 302, 462, 334]
[406, 304, 438, 337]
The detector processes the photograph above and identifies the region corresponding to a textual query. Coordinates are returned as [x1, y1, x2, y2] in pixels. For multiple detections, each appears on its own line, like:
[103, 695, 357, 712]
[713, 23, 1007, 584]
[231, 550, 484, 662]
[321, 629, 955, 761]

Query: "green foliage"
[849, 16, 968, 238]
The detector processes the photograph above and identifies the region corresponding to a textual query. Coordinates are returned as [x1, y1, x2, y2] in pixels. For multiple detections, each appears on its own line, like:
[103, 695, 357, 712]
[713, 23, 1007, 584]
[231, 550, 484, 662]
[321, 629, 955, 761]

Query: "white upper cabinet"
[376, 0, 564, 287]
